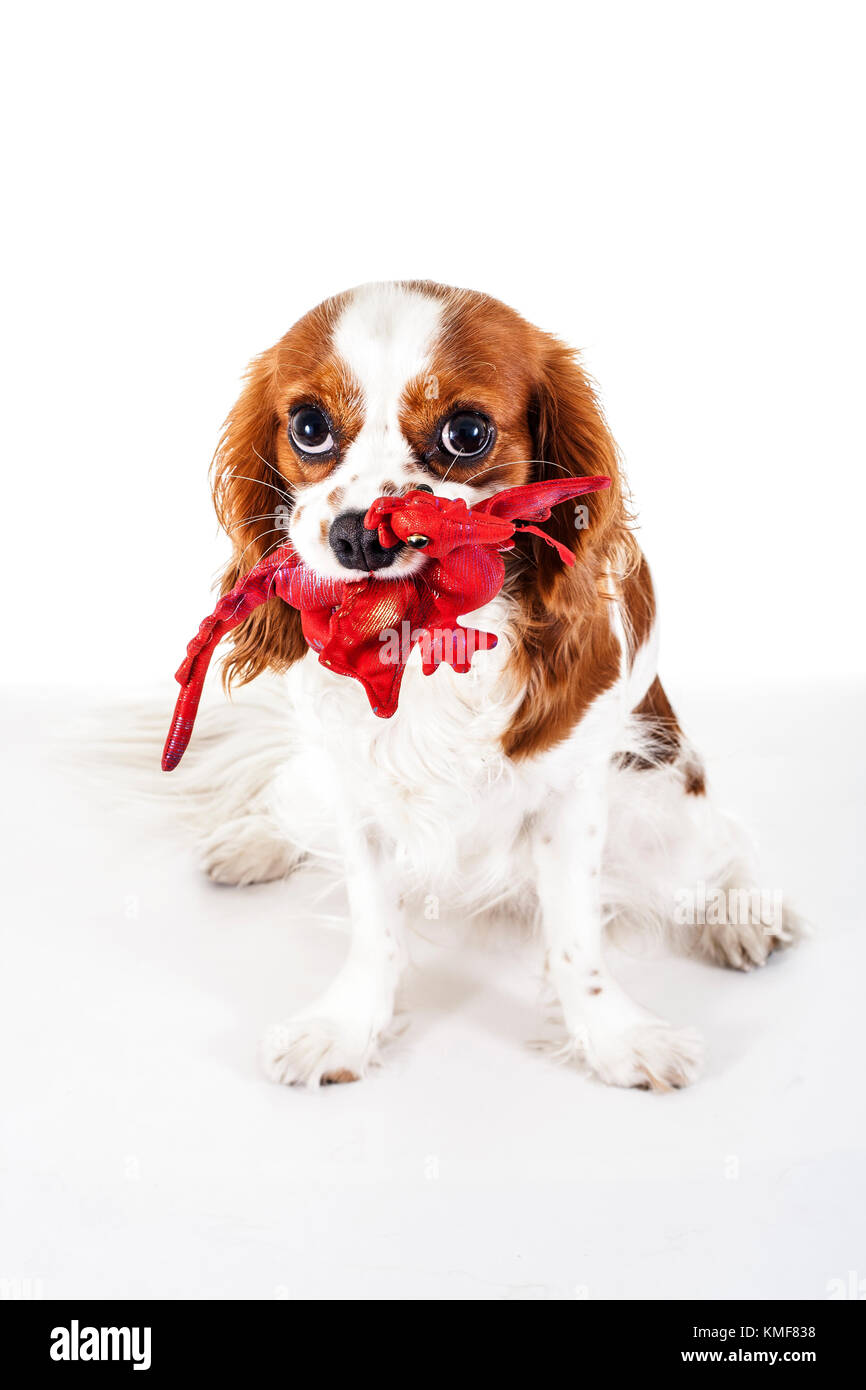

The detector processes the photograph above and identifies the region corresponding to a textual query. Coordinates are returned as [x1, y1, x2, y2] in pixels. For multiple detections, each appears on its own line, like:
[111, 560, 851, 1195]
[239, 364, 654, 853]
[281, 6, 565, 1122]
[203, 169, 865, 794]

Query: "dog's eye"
[441, 412, 492, 458]
[290, 406, 335, 456]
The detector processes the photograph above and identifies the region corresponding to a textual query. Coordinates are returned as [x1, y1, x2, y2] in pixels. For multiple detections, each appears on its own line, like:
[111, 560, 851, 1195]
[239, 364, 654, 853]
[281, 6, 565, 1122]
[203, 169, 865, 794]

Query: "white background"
[2, 0, 864, 689]
[2, 1, 865, 1304]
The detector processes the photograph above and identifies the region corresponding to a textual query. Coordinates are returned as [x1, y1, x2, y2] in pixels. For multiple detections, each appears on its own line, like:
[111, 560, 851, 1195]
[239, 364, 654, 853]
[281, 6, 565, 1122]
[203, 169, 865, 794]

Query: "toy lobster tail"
[162, 474, 610, 771]
[161, 548, 344, 771]
[162, 550, 288, 772]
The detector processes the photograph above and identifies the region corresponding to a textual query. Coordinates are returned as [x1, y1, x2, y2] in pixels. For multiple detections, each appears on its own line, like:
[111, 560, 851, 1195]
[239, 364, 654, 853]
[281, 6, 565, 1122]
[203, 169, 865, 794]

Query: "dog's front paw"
[260, 1015, 382, 1088]
[583, 1020, 705, 1092]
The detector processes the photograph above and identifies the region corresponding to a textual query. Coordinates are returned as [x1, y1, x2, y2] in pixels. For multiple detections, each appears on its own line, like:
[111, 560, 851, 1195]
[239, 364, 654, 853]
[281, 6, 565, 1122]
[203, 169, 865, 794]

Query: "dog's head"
[212, 281, 632, 688]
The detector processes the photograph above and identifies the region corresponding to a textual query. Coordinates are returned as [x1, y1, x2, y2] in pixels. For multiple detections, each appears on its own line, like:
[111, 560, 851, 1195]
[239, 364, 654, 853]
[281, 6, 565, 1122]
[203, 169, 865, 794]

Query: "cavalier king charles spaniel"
[184, 280, 799, 1091]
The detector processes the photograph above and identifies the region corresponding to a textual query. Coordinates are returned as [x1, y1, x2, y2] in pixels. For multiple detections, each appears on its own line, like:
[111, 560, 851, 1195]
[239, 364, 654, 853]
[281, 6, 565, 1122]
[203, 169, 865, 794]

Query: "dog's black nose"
[328, 510, 398, 571]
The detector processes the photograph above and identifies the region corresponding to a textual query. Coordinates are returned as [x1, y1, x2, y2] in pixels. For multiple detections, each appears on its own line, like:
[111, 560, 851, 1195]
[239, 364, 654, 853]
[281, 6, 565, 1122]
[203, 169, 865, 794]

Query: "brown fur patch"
[398, 286, 541, 493]
[626, 676, 682, 767]
[684, 762, 707, 796]
[621, 676, 707, 794]
[503, 598, 623, 760]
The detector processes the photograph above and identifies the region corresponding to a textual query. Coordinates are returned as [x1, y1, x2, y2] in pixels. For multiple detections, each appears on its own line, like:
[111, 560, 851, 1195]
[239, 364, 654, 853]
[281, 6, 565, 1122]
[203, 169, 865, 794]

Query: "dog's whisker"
[438, 446, 467, 485]
[226, 512, 288, 533]
[218, 470, 293, 503]
[231, 526, 289, 574]
[461, 458, 565, 485]
[251, 446, 291, 482]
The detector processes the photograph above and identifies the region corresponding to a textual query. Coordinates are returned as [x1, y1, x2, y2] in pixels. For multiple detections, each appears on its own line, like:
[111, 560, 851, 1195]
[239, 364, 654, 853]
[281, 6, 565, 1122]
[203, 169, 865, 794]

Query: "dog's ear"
[211, 346, 306, 687]
[501, 339, 639, 761]
[527, 338, 634, 613]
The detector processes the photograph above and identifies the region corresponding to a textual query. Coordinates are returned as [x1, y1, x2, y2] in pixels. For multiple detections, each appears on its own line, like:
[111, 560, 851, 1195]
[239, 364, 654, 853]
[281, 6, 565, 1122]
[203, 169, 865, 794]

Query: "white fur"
[185, 283, 800, 1090]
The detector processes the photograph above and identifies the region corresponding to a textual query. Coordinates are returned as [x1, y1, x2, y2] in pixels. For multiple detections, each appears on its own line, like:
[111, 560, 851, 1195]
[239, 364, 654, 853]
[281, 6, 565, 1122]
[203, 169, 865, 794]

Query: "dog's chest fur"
[271, 591, 629, 905]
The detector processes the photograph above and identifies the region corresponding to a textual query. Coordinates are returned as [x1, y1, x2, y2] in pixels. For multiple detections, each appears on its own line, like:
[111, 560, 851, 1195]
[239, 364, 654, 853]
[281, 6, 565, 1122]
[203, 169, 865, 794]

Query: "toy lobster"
[162, 475, 610, 770]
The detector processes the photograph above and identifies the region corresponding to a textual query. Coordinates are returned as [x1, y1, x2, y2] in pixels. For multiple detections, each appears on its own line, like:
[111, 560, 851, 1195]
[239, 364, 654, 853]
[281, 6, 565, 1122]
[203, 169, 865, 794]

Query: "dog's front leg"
[261, 823, 405, 1088]
[531, 773, 703, 1091]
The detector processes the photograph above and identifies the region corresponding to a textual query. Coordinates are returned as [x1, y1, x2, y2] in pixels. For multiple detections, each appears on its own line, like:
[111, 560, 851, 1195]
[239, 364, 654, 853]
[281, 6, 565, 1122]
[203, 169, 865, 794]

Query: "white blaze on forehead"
[289, 284, 494, 578]
[332, 282, 443, 439]
[288, 283, 446, 579]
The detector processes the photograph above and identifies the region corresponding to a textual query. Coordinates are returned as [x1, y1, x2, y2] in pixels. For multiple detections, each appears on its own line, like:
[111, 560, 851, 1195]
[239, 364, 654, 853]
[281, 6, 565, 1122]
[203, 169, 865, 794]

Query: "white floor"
[1, 681, 863, 1301]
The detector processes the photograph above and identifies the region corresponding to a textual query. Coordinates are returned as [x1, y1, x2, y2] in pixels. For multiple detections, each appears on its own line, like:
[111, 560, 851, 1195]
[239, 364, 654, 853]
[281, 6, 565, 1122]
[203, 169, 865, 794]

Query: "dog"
[181, 279, 799, 1090]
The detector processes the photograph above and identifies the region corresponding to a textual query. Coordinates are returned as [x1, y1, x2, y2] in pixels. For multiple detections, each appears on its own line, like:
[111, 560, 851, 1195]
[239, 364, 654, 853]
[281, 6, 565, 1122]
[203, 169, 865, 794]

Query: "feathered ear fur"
[210, 348, 306, 688]
[527, 337, 636, 613]
[502, 339, 640, 760]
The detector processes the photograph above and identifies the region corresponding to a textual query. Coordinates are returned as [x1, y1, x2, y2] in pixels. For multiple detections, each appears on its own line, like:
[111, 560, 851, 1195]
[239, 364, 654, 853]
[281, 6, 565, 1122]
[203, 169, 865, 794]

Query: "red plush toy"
[162, 476, 610, 771]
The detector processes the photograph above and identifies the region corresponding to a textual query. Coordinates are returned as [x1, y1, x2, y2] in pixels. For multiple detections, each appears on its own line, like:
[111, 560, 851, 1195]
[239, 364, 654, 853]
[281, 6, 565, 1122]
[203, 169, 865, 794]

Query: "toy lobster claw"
[367, 482, 585, 562]
[162, 474, 610, 771]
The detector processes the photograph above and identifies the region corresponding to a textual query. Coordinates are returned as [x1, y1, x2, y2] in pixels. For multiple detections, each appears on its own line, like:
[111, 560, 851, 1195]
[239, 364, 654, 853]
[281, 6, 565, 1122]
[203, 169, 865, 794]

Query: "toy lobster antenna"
[162, 475, 610, 771]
